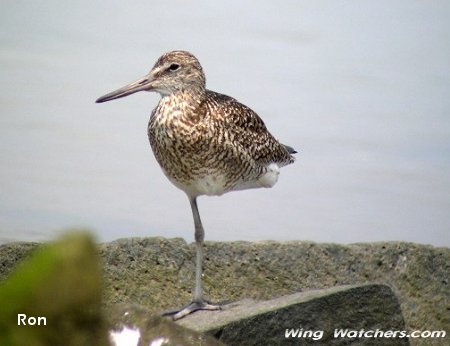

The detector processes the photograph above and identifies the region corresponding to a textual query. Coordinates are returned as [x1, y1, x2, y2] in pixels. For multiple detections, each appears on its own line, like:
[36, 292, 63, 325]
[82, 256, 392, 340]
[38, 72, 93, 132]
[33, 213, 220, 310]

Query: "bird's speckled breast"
[147, 94, 237, 196]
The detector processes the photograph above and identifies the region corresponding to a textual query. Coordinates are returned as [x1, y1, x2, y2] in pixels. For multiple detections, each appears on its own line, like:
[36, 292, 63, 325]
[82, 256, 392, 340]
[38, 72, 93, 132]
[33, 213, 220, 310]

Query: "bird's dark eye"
[168, 63, 180, 71]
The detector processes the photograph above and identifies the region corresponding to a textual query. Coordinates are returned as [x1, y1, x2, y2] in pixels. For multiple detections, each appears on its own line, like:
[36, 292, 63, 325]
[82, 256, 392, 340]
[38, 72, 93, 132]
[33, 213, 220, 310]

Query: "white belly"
[165, 163, 280, 197]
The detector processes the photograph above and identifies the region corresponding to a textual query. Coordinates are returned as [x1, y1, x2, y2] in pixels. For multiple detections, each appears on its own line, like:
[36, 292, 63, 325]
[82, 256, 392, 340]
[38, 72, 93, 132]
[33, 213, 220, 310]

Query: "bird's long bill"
[96, 75, 153, 103]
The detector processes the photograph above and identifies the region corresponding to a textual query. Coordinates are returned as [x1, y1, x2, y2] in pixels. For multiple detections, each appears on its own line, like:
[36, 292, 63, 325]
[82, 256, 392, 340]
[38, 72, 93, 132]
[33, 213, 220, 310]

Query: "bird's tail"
[282, 144, 297, 154]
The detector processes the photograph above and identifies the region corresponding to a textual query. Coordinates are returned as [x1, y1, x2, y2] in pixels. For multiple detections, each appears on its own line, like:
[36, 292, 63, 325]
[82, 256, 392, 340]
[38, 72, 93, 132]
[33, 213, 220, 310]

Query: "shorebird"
[96, 50, 296, 320]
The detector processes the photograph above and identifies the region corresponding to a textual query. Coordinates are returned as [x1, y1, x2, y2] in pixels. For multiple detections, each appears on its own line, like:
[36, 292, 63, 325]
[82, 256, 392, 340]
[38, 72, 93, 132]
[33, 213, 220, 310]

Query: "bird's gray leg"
[191, 196, 204, 302]
[168, 196, 220, 320]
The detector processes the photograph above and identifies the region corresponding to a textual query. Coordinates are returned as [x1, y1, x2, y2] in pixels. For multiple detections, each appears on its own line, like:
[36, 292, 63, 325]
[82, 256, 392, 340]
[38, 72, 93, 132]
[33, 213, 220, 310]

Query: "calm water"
[1, 1, 449, 246]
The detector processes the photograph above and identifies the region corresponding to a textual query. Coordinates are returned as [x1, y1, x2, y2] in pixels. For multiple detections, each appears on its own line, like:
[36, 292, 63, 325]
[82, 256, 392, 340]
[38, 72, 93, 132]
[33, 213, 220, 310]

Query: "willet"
[96, 50, 296, 319]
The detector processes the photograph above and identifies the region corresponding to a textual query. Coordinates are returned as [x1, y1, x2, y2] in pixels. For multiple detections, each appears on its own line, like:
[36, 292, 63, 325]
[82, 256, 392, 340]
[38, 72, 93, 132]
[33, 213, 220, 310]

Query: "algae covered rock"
[0, 232, 108, 346]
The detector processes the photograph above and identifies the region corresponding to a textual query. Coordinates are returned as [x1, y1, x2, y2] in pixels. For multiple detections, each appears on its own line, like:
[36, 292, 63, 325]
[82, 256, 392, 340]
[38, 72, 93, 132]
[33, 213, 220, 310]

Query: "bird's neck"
[163, 88, 206, 110]
[155, 89, 207, 123]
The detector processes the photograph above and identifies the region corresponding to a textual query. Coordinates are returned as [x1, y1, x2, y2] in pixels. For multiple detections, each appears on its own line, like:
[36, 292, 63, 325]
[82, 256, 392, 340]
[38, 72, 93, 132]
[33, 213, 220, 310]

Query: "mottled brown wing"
[204, 91, 294, 167]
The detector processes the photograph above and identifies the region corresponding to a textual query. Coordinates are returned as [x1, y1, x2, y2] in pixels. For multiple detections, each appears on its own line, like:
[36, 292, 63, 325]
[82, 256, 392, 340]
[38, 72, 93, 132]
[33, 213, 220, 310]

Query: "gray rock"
[179, 284, 408, 345]
[1, 237, 449, 346]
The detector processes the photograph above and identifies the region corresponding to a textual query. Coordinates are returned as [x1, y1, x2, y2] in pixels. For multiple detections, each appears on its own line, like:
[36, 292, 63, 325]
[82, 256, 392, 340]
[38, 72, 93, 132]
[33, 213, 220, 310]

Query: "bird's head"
[96, 50, 206, 103]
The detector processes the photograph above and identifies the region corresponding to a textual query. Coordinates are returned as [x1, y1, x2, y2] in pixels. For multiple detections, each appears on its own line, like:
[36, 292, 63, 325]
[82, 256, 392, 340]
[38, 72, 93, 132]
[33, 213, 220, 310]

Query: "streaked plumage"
[149, 89, 294, 197]
[96, 50, 296, 319]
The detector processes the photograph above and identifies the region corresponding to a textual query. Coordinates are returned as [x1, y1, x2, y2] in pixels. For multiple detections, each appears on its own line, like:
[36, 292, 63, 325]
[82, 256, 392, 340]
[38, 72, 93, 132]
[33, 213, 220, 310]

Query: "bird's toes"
[162, 300, 221, 320]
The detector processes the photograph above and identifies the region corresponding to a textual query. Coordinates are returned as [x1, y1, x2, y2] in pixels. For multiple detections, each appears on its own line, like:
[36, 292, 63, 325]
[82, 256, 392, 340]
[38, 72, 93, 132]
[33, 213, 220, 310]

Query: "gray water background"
[1, 1, 449, 246]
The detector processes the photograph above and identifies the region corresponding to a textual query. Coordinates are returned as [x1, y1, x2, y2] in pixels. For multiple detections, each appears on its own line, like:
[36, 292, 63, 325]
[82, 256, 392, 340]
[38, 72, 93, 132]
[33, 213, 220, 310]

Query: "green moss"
[0, 232, 108, 346]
